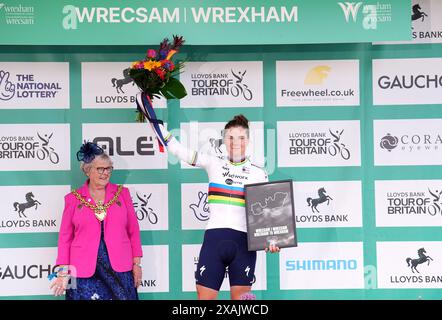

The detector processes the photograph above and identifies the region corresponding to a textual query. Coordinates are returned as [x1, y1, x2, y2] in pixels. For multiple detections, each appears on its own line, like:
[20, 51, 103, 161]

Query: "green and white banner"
[0, 0, 411, 45]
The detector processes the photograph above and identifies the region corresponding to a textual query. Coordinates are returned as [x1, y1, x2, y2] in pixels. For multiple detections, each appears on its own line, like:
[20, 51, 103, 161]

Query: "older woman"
[50, 142, 143, 300]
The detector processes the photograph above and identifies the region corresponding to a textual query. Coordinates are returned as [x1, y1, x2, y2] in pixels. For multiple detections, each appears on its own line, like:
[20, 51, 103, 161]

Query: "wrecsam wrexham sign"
[0, 0, 411, 45]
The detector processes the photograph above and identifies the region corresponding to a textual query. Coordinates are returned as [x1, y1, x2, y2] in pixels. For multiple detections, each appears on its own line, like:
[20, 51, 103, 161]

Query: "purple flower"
[159, 49, 168, 60]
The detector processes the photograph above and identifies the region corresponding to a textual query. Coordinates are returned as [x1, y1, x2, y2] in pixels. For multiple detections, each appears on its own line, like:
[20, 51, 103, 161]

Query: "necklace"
[72, 185, 123, 221]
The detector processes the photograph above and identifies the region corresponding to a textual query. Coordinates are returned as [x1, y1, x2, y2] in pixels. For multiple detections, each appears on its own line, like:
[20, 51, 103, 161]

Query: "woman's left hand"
[133, 265, 142, 288]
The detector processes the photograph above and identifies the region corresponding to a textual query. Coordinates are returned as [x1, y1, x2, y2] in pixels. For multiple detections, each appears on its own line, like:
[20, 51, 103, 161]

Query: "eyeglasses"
[94, 166, 113, 174]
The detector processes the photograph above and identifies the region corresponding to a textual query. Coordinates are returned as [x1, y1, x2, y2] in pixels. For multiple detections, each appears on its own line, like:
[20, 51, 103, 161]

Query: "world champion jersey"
[160, 125, 268, 233]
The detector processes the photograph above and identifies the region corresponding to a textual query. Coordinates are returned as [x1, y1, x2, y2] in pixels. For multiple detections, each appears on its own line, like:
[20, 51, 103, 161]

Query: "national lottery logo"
[0, 69, 62, 101]
[190, 69, 253, 101]
[288, 128, 351, 160]
[380, 133, 398, 152]
[0, 132, 60, 164]
[189, 191, 210, 222]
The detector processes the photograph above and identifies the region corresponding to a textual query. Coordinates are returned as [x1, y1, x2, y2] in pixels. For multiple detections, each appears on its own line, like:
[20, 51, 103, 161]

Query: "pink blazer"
[56, 181, 143, 278]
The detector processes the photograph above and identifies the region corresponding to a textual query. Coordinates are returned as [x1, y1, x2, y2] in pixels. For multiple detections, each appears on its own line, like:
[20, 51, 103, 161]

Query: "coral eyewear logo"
[380, 132, 442, 153]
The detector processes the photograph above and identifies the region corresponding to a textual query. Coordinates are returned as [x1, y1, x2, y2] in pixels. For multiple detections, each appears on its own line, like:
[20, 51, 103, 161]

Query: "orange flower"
[165, 49, 177, 60]
[143, 60, 161, 71]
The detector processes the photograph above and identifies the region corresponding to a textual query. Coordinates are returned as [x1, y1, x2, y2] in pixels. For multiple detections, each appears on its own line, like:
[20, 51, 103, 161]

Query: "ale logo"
[411, 4, 428, 22]
[304, 65, 331, 85]
[380, 133, 398, 152]
[406, 248, 433, 273]
[111, 68, 134, 94]
[306, 187, 333, 213]
[13, 192, 41, 218]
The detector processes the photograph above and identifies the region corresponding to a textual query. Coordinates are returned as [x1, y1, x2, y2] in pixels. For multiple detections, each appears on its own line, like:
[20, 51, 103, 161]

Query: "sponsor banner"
[277, 120, 361, 167]
[293, 181, 362, 228]
[182, 244, 266, 292]
[138, 245, 169, 293]
[377, 241, 442, 288]
[0, 124, 70, 171]
[0, 185, 70, 234]
[375, 180, 442, 227]
[276, 60, 360, 107]
[180, 62, 263, 108]
[0, 247, 57, 296]
[181, 183, 209, 230]
[82, 123, 168, 170]
[81, 62, 166, 109]
[0, 62, 69, 109]
[375, 0, 442, 45]
[0, 1, 410, 45]
[126, 184, 168, 231]
[280, 242, 365, 289]
[374, 119, 442, 166]
[179, 121, 265, 169]
[373, 58, 442, 105]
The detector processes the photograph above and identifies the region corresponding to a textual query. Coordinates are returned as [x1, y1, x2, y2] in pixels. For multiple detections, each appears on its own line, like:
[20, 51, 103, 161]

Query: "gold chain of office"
[71, 185, 123, 221]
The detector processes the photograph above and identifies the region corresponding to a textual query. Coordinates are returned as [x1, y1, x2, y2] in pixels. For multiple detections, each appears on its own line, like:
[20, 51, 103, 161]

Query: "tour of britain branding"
[277, 120, 361, 167]
[276, 60, 359, 107]
[82, 123, 168, 170]
[0, 124, 70, 171]
[0, 247, 58, 296]
[81, 62, 166, 109]
[179, 121, 265, 169]
[280, 242, 365, 289]
[375, 180, 442, 227]
[0, 185, 69, 233]
[138, 245, 169, 293]
[377, 241, 442, 288]
[374, 119, 442, 166]
[0, 62, 69, 109]
[372, 58, 442, 105]
[293, 181, 362, 228]
[181, 244, 266, 292]
[126, 184, 168, 231]
[181, 183, 210, 230]
[374, 0, 442, 45]
[180, 61, 263, 108]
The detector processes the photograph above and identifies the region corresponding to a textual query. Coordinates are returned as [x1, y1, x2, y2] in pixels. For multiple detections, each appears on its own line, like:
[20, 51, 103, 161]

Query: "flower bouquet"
[129, 35, 187, 151]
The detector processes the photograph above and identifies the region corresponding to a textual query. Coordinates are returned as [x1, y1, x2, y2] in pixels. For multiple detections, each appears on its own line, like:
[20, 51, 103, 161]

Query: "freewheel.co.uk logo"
[338, 1, 392, 30]
[304, 65, 331, 85]
[0, 2, 35, 25]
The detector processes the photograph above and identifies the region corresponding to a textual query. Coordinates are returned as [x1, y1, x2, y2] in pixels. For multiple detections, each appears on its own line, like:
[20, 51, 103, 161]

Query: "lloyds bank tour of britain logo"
[0, 132, 60, 164]
[386, 186, 442, 216]
[190, 69, 254, 101]
[289, 128, 351, 160]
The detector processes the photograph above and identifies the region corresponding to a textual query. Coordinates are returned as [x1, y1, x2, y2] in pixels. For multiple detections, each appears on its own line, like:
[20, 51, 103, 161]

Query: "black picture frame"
[244, 179, 297, 251]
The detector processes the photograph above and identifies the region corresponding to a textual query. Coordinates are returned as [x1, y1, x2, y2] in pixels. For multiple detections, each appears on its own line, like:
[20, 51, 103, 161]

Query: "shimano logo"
[285, 259, 357, 271]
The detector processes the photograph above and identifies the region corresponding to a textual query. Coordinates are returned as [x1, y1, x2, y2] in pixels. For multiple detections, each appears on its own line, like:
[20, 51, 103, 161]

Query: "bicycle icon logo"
[230, 69, 253, 101]
[36, 133, 60, 164]
[133, 192, 158, 224]
[328, 129, 350, 160]
[428, 188, 442, 216]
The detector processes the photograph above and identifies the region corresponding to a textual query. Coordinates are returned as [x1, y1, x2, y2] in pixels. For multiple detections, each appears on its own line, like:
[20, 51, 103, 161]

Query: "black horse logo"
[111, 68, 134, 94]
[406, 248, 433, 273]
[13, 192, 41, 218]
[411, 4, 428, 22]
[307, 187, 333, 213]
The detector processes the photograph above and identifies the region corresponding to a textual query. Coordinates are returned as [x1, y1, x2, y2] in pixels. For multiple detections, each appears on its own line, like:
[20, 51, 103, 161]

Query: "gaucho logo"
[380, 132, 442, 152]
[386, 188, 442, 216]
[190, 69, 253, 101]
[0, 69, 62, 100]
[0, 132, 60, 164]
[288, 128, 351, 160]
[0, 264, 56, 280]
[377, 74, 442, 89]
